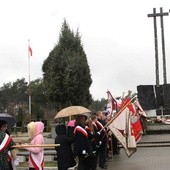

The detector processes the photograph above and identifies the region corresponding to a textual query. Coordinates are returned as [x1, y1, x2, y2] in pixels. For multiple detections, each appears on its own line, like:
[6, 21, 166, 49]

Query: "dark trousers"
[1, 162, 13, 170]
[112, 135, 120, 154]
[78, 155, 91, 170]
[89, 153, 98, 170]
[98, 143, 106, 168]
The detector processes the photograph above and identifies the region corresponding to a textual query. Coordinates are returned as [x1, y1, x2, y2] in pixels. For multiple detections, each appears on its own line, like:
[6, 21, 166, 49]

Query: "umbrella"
[0, 113, 16, 127]
[54, 106, 91, 119]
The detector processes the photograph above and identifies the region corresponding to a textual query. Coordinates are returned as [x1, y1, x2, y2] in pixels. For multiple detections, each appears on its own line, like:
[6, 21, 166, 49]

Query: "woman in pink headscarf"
[24, 121, 44, 170]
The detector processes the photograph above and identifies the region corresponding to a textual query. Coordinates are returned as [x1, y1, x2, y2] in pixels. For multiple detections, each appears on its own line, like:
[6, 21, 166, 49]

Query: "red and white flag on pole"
[28, 45, 33, 57]
[127, 101, 143, 143]
[120, 97, 143, 143]
[106, 91, 118, 116]
[108, 96, 143, 157]
[108, 107, 137, 157]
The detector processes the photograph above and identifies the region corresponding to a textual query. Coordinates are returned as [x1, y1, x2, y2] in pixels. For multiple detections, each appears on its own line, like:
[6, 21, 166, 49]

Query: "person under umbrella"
[96, 111, 108, 169]
[67, 119, 76, 137]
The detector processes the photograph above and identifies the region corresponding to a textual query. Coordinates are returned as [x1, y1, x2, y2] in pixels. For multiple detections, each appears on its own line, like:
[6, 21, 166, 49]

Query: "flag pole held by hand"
[99, 94, 137, 133]
[11, 144, 60, 148]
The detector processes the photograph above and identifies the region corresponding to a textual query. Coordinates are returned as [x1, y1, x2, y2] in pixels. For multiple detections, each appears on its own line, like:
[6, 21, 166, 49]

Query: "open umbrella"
[0, 113, 16, 127]
[54, 106, 91, 119]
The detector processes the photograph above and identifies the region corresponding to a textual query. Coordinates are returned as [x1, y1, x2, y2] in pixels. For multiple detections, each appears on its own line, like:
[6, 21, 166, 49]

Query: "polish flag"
[28, 46, 33, 57]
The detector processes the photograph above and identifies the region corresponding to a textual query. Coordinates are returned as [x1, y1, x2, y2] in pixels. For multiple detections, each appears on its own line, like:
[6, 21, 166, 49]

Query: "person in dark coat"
[55, 124, 76, 170]
[85, 119, 99, 170]
[0, 120, 19, 170]
[74, 115, 92, 170]
[96, 111, 108, 169]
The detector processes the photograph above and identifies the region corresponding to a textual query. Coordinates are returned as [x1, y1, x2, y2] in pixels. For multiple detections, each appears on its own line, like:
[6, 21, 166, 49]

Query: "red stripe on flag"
[106, 91, 118, 113]
[28, 46, 33, 56]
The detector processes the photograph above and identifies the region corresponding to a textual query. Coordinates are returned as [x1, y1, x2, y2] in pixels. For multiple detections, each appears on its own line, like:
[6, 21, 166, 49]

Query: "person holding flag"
[96, 111, 108, 169]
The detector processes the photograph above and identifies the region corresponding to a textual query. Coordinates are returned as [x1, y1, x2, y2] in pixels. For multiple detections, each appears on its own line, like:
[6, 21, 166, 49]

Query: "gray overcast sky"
[0, 0, 170, 100]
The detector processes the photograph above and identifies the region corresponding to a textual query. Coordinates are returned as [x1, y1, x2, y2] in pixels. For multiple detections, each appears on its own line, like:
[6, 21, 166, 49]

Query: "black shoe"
[115, 150, 120, 154]
[113, 149, 120, 155]
[99, 165, 107, 169]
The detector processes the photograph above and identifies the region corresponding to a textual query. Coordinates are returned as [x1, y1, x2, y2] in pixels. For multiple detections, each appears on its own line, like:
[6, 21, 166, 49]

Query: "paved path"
[107, 147, 170, 170]
[106, 134, 170, 170]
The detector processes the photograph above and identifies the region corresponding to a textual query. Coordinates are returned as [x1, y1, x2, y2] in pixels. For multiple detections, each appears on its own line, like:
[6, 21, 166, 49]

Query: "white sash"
[30, 150, 44, 170]
[0, 134, 10, 151]
[74, 125, 88, 137]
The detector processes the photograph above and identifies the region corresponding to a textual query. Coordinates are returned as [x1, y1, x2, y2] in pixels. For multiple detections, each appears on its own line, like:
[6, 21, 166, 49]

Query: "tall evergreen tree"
[42, 20, 92, 110]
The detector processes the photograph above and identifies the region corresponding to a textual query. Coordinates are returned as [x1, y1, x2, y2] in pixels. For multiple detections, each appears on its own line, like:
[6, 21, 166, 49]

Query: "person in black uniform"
[73, 115, 92, 170]
[85, 118, 100, 170]
[96, 111, 108, 169]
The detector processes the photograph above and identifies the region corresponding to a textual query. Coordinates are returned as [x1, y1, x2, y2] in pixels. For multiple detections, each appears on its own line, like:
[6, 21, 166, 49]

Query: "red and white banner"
[119, 97, 143, 143]
[106, 91, 118, 116]
[108, 96, 143, 157]
[30, 152, 44, 170]
[108, 108, 137, 157]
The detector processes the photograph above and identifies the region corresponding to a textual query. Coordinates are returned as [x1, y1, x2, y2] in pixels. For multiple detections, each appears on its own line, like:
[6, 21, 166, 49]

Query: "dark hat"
[55, 124, 66, 135]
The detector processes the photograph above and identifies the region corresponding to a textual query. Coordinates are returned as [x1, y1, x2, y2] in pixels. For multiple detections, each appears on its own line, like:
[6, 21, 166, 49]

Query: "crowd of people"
[0, 112, 117, 170]
[0, 96, 147, 170]
[55, 111, 120, 170]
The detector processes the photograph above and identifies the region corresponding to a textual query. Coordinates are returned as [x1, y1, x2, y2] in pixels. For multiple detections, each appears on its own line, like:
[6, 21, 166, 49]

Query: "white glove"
[99, 141, 102, 145]
[82, 150, 86, 154]
[13, 158, 20, 166]
[92, 151, 96, 154]
[97, 131, 101, 135]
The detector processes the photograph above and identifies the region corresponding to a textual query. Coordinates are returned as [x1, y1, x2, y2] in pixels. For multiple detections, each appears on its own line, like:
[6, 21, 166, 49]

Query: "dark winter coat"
[73, 125, 92, 156]
[55, 125, 76, 170]
[96, 120, 107, 143]
[85, 126, 99, 153]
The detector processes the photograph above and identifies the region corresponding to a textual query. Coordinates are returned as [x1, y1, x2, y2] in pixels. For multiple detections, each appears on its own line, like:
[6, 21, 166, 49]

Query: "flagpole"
[107, 90, 118, 112]
[28, 40, 31, 115]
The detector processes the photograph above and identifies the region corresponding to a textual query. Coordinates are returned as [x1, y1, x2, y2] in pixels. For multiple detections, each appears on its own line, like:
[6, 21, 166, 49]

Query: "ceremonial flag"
[107, 94, 143, 157]
[106, 91, 118, 116]
[120, 97, 143, 143]
[127, 101, 143, 142]
[108, 107, 137, 157]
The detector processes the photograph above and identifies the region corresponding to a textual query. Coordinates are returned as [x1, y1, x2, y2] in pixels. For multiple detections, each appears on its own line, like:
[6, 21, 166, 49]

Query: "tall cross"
[148, 7, 169, 85]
